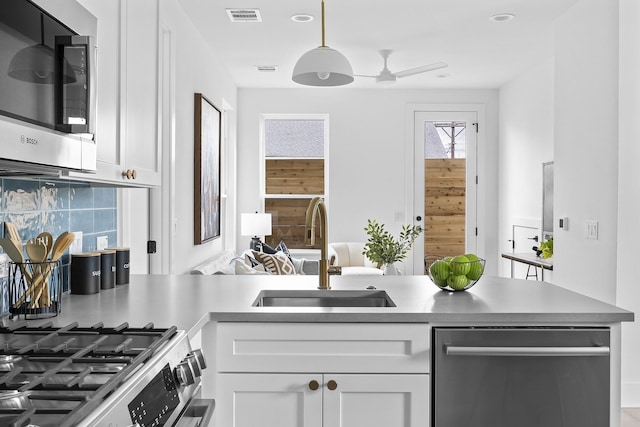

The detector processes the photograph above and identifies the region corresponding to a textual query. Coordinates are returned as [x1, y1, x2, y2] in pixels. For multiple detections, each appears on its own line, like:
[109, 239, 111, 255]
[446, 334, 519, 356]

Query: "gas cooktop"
[0, 321, 203, 427]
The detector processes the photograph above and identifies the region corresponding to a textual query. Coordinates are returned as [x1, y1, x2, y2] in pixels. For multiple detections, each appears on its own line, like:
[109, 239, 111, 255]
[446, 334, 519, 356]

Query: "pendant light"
[292, 0, 353, 87]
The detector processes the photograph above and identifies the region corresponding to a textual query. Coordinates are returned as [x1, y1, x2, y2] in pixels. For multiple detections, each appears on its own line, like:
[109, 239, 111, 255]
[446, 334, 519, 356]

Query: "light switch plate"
[586, 220, 599, 240]
[70, 231, 83, 254]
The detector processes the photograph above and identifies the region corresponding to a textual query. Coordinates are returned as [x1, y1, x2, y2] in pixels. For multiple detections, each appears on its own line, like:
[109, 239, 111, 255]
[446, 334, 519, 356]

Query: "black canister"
[99, 249, 116, 290]
[111, 247, 130, 285]
[70, 253, 101, 295]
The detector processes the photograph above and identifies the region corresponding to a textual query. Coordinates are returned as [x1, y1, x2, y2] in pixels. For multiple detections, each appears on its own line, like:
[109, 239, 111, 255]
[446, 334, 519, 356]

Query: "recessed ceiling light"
[490, 13, 515, 22]
[291, 14, 314, 23]
[436, 73, 451, 78]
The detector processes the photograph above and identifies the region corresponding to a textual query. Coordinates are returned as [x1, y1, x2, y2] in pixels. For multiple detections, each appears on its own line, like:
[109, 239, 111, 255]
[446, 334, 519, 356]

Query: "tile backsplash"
[0, 178, 117, 296]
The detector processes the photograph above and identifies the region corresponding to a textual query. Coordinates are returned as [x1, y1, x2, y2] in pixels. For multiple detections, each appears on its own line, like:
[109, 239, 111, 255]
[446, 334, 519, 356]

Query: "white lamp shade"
[292, 46, 354, 87]
[241, 213, 272, 236]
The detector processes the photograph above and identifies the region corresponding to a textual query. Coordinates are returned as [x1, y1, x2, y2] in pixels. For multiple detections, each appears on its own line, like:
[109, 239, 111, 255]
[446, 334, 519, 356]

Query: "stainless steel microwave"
[0, 0, 97, 174]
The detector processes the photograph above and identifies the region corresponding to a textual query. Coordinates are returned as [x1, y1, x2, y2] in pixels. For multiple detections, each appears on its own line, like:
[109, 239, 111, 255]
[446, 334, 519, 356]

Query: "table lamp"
[241, 212, 272, 251]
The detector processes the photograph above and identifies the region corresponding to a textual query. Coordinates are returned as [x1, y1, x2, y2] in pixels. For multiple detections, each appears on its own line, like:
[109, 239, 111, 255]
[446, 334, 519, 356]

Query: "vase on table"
[382, 262, 400, 275]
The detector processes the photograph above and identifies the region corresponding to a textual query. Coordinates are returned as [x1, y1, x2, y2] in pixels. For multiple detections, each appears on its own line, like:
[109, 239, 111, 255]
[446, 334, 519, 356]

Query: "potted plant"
[363, 219, 423, 275]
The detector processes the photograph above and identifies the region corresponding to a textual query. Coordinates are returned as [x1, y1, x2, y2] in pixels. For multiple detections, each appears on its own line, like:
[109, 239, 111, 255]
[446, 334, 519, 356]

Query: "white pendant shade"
[292, 46, 354, 86]
[291, 0, 353, 87]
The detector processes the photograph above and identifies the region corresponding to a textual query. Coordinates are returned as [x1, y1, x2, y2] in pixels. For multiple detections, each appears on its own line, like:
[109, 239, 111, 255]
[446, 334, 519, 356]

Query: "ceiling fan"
[356, 49, 448, 84]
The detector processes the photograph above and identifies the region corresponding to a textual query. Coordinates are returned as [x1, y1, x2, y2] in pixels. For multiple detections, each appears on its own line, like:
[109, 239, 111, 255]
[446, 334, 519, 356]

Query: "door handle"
[445, 345, 610, 357]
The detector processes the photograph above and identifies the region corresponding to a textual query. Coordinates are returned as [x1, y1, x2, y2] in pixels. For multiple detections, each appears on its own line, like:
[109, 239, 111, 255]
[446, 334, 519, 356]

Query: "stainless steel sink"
[252, 290, 396, 307]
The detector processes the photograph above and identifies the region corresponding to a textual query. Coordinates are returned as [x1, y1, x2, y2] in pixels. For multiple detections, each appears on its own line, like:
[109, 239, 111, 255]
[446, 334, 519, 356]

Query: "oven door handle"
[445, 345, 610, 357]
[174, 398, 215, 427]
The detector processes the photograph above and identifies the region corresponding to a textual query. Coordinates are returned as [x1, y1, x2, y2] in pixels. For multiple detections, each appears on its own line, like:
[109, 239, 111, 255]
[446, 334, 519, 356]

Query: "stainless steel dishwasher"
[432, 327, 610, 427]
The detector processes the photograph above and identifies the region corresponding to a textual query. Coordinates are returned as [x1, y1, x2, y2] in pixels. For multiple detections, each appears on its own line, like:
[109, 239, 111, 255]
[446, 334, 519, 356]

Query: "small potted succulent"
[363, 219, 422, 275]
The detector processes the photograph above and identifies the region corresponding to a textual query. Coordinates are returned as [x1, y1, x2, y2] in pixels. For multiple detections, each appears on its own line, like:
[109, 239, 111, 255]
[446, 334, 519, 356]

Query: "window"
[262, 115, 328, 249]
[425, 121, 466, 159]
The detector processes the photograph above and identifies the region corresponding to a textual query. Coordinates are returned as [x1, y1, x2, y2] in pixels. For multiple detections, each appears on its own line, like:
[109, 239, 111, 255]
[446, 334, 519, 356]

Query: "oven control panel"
[128, 363, 179, 426]
[128, 350, 207, 426]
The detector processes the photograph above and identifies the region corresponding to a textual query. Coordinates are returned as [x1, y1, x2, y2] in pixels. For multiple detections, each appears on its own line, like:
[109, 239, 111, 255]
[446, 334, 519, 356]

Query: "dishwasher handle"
[445, 345, 610, 357]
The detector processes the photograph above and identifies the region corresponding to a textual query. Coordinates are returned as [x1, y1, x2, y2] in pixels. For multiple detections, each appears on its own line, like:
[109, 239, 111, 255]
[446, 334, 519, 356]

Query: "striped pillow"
[252, 250, 296, 275]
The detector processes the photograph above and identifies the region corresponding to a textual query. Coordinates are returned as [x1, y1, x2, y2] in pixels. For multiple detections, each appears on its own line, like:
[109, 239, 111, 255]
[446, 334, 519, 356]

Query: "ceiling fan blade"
[394, 62, 448, 78]
[354, 74, 378, 78]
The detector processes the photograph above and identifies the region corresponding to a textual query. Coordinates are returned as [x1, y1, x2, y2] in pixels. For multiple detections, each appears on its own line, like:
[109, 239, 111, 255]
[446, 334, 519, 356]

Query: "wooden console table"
[501, 252, 553, 281]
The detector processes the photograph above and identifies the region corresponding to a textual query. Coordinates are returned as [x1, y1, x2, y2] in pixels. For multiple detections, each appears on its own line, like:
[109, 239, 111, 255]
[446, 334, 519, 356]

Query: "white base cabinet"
[209, 323, 430, 427]
[217, 373, 428, 427]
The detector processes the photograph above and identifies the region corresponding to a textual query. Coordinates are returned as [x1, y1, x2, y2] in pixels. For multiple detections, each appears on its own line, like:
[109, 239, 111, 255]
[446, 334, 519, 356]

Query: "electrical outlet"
[559, 217, 569, 230]
[586, 220, 599, 240]
[97, 236, 108, 251]
[70, 231, 83, 254]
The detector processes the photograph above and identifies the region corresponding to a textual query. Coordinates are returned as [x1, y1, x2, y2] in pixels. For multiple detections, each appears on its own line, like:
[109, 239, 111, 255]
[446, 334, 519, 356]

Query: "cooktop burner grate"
[0, 321, 178, 426]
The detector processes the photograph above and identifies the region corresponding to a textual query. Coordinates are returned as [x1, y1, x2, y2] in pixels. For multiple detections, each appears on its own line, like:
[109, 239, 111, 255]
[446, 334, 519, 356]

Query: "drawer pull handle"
[327, 380, 338, 391]
[308, 380, 319, 391]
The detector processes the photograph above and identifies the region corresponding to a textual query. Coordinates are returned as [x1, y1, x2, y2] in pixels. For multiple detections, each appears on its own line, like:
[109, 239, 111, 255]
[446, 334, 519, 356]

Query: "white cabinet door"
[216, 373, 323, 427]
[120, 0, 161, 187]
[322, 374, 429, 427]
[70, 0, 161, 187]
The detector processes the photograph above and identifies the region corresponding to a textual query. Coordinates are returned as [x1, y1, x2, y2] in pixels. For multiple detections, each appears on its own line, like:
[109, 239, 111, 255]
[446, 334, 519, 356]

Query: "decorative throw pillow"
[245, 254, 261, 267]
[275, 240, 292, 262]
[261, 242, 278, 254]
[251, 250, 296, 275]
[233, 259, 271, 275]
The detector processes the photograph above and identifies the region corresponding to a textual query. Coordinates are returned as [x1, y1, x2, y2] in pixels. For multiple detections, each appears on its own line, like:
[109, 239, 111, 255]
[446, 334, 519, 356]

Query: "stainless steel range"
[0, 322, 213, 426]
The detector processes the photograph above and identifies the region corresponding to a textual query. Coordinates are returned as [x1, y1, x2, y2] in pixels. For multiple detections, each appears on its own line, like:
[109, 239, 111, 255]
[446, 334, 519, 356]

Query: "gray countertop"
[11, 274, 634, 337]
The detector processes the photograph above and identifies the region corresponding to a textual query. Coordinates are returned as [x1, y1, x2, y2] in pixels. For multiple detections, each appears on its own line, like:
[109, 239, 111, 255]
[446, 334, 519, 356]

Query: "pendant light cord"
[321, 0, 326, 47]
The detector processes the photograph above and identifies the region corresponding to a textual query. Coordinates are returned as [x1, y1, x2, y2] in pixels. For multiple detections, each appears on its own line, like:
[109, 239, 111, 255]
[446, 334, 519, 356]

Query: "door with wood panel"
[413, 111, 477, 274]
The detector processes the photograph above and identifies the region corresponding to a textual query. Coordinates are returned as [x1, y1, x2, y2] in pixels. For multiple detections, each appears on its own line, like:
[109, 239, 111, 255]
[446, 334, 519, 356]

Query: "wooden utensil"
[1, 238, 42, 308]
[0, 237, 32, 283]
[38, 232, 75, 306]
[36, 232, 54, 259]
[25, 240, 49, 308]
[4, 222, 23, 248]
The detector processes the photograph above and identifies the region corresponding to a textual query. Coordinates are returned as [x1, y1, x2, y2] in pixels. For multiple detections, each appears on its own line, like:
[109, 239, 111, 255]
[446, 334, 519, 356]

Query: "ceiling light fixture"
[291, 14, 314, 23]
[489, 13, 515, 22]
[292, 0, 353, 87]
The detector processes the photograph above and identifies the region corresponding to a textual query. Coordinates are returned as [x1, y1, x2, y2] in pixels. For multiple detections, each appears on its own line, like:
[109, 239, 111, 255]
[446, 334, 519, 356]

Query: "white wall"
[497, 58, 555, 277]
[160, 0, 239, 274]
[500, 0, 639, 406]
[553, 0, 619, 304]
[237, 88, 499, 273]
[617, 0, 640, 407]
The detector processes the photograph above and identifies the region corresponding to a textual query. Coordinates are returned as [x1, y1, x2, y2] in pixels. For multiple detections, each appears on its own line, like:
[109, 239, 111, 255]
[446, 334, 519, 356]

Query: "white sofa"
[190, 249, 318, 275]
[328, 242, 383, 275]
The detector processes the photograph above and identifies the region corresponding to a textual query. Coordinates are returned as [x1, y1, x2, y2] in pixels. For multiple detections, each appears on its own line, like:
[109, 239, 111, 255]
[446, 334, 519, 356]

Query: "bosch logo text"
[20, 135, 38, 145]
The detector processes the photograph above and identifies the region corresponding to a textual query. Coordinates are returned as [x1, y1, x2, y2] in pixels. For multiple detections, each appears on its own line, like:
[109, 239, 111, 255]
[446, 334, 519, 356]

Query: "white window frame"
[259, 113, 330, 203]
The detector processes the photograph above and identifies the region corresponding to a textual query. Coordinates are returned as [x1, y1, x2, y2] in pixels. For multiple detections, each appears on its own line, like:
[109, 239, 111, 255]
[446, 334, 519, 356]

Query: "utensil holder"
[8, 260, 62, 319]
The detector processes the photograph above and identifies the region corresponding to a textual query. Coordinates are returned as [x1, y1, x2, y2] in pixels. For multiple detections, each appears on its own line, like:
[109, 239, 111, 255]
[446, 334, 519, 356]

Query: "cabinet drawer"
[216, 323, 430, 373]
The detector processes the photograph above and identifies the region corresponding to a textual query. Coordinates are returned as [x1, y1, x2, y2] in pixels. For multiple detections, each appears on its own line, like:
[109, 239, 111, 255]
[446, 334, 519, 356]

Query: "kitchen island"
[20, 274, 634, 426]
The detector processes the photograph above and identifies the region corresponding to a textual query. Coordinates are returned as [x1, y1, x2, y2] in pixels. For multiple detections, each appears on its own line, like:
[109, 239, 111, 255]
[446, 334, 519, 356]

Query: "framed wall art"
[194, 93, 222, 244]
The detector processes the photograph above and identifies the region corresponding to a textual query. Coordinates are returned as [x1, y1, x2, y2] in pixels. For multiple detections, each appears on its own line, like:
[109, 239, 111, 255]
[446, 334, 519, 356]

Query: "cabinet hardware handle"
[445, 345, 610, 357]
[327, 380, 338, 391]
[123, 169, 137, 179]
[308, 380, 319, 391]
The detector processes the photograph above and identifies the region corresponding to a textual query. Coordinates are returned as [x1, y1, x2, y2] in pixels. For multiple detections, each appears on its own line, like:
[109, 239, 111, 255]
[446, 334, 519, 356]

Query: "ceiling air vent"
[256, 65, 278, 72]
[226, 9, 262, 22]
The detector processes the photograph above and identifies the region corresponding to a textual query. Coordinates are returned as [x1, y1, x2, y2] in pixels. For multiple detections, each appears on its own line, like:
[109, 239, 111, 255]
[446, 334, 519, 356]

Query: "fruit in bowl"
[427, 253, 485, 291]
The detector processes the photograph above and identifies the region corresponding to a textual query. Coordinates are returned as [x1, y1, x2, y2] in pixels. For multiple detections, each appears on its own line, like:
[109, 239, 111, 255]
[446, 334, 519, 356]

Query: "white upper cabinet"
[71, 0, 161, 187]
